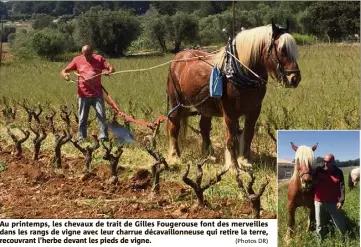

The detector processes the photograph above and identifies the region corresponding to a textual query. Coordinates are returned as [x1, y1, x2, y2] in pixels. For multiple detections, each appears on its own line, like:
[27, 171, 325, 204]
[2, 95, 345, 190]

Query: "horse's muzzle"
[287, 73, 301, 88]
[300, 170, 312, 191]
[301, 179, 313, 191]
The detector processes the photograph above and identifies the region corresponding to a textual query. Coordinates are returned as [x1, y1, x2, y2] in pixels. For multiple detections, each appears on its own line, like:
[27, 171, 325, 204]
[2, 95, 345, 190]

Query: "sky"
[278, 130, 360, 162]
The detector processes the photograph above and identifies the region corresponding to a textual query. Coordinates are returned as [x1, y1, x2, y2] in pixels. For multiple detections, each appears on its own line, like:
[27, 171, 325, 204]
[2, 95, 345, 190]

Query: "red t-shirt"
[65, 54, 110, 97]
[314, 166, 345, 203]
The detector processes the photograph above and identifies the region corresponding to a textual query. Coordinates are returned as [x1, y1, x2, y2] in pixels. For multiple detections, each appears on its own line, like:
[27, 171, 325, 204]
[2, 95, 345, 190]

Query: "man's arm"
[103, 65, 114, 76]
[101, 57, 114, 75]
[60, 59, 77, 81]
[337, 169, 345, 208]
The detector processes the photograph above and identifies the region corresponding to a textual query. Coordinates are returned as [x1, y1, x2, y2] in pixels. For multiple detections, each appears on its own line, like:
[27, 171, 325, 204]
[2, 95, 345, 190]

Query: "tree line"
[315, 157, 360, 168]
[1, 1, 359, 61]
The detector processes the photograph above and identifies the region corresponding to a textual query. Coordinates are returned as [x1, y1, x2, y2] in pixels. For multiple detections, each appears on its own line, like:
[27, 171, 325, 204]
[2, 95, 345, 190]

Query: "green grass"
[278, 166, 360, 247]
[0, 44, 359, 217]
[0, 44, 359, 131]
[0, 162, 7, 173]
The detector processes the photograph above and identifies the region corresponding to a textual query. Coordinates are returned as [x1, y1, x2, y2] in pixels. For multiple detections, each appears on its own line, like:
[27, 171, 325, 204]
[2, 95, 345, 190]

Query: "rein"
[70, 51, 222, 83]
[226, 50, 268, 87]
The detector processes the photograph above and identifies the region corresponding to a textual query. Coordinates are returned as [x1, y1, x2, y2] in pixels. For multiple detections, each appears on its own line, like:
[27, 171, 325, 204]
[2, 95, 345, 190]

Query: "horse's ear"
[272, 19, 277, 33]
[311, 143, 318, 151]
[285, 19, 290, 33]
[290, 142, 298, 152]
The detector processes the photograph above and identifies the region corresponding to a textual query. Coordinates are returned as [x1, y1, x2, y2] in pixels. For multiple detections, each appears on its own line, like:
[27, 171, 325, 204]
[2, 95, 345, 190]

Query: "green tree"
[152, 2, 178, 15]
[32, 14, 54, 30]
[13, 2, 34, 15]
[193, 2, 217, 17]
[261, 4, 298, 32]
[198, 12, 230, 45]
[31, 28, 67, 60]
[300, 2, 360, 40]
[0, 1, 8, 17]
[0, 26, 16, 42]
[57, 20, 77, 52]
[54, 1, 75, 16]
[74, 7, 141, 56]
[10, 30, 37, 59]
[167, 12, 199, 52]
[198, 8, 265, 46]
[32, 2, 55, 15]
[142, 7, 168, 52]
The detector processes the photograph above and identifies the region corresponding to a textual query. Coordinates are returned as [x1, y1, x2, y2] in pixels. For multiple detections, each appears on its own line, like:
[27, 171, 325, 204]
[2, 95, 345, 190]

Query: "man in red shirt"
[314, 154, 346, 241]
[60, 45, 114, 141]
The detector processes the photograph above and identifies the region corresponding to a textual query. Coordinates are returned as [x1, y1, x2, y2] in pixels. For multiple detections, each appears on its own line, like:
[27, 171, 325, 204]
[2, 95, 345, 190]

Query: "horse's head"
[291, 142, 318, 191]
[267, 20, 301, 88]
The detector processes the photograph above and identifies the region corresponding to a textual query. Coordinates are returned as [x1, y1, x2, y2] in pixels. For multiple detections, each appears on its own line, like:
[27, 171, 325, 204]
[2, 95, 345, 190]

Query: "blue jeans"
[78, 97, 108, 140]
[315, 201, 346, 240]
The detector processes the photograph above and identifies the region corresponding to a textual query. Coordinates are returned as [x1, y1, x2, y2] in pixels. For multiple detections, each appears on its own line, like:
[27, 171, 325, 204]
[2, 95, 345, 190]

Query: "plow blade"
[108, 121, 135, 144]
[102, 89, 136, 144]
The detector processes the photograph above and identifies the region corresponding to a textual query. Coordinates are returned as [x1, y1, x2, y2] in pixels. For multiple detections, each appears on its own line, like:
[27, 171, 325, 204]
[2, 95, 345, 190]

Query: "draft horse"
[286, 142, 318, 240]
[348, 167, 360, 190]
[167, 21, 301, 170]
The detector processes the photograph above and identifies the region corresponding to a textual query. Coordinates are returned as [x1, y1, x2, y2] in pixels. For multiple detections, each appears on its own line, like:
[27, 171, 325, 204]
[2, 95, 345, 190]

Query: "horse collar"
[224, 38, 266, 89]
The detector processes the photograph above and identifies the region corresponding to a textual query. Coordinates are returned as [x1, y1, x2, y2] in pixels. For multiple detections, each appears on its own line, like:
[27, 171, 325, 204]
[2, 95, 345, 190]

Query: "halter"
[298, 169, 312, 179]
[267, 32, 300, 83]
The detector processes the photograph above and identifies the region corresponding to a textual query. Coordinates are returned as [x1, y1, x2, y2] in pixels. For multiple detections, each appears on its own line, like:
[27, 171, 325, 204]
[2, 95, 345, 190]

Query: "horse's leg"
[199, 115, 213, 156]
[286, 203, 296, 240]
[238, 106, 261, 168]
[168, 107, 183, 160]
[223, 114, 239, 171]
[307, 204, 316, 232]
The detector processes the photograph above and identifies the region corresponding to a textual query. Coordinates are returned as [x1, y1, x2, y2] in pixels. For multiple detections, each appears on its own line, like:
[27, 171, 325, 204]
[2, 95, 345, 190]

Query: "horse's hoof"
[108, 176, 118, 185]
[80, 173, 90, 181]
[283, 235, 291, 246]
[207, 155, 217, 163]
[238, 157, 253, 170]
[167, 155, 180, 165]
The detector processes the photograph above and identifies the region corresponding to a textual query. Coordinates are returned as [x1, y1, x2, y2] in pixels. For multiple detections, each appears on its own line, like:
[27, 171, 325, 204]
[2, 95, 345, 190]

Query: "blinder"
[267, 24, 300, 83]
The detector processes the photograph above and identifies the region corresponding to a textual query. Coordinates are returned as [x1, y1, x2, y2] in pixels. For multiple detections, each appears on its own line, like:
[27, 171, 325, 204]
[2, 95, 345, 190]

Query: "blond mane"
[229, 25, 298, 69]
[278, 33, 298, 62]
[291, 145, 316, 180]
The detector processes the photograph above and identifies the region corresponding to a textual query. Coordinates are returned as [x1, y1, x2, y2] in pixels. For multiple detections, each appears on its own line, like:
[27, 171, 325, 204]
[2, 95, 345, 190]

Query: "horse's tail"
[178, 108, 189, 142]
[348, 171, 354, 190]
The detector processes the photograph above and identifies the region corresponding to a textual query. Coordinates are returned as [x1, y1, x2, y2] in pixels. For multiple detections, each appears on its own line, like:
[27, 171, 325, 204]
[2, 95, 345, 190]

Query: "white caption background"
[0, 219, 277, 247]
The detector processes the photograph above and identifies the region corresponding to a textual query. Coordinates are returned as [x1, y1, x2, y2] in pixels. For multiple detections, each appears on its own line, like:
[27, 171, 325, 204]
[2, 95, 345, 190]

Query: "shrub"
[10, 30, 37, 60]
[56, 20, 78, 52]
[292, 33, 317, 45]
[31, 28, 66, 61]
[32, 14, 54, 30]
[1, 26, 16, 42]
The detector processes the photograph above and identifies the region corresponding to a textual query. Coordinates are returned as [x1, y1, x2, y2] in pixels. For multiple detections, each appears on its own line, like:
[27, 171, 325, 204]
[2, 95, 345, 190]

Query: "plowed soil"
[0, 143, 276, 219]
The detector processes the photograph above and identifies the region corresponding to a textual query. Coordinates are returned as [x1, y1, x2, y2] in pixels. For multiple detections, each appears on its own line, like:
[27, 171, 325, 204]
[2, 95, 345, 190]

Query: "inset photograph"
[277, 130, 360, 246]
